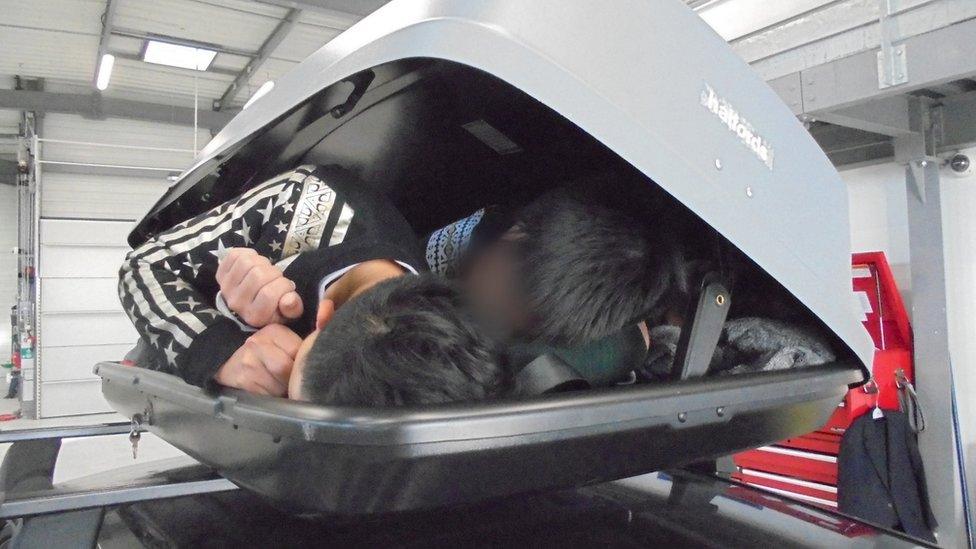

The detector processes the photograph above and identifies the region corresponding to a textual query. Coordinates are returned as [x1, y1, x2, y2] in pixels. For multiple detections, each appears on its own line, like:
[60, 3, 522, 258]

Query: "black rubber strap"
[513, 354, 590, 396]
[897, 371, 926, 433]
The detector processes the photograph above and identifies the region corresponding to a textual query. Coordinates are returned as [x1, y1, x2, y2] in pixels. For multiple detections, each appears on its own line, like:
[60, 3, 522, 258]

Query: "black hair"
[511, 188, 680, 345]
[301, 274, 507, 406]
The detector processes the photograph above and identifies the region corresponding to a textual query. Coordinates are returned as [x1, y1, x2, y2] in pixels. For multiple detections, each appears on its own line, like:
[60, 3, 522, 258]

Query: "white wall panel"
[37, 220, 139, 417]
[39, 312, 137, 349]
[41, 218, 130, 246]
[41, 279, 121, 314]
[39, 380, 112, 417]
[41, 172, 167, 221]
[0, 185, 17, 362]
[0, 110, 19, 136]
[41, 114, 205, 170]
[939, 146, 976, 516]
[40, 246, 129, 279]
[841, 162, 912, 306]
[40, 344, 132, 382]
[31, 113, 211, 417]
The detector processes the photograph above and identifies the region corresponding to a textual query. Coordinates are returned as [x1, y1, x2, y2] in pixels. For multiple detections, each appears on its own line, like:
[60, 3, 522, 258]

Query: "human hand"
[216, 248, 304, 327]
[213, 324, 303, 396]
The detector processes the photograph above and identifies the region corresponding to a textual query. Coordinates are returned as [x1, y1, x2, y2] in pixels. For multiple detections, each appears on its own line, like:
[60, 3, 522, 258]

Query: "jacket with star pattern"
[118, 164, 425, 387]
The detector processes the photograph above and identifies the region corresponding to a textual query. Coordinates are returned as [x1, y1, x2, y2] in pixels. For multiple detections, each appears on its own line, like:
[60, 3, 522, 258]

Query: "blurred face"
[463, 232, 528, 341]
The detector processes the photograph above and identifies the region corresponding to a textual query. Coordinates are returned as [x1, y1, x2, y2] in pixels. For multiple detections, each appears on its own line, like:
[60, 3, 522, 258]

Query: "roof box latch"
[330, 71, 376, 119]
[672, 272, 731, 380]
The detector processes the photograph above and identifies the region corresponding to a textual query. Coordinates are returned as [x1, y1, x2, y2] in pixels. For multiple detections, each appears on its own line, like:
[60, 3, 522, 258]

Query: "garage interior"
[1, 0, 975, 546]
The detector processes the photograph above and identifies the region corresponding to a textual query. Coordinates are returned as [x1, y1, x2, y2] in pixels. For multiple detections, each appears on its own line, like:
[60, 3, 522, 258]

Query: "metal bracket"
[907, 156, 938, 203]
[671, 272, 732, 381]
[877, 0, 908, 89]
[877, 44, 908, 89]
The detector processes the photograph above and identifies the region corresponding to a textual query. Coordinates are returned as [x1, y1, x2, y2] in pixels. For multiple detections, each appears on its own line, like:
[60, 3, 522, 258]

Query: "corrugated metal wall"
[35, 114, 207, 417]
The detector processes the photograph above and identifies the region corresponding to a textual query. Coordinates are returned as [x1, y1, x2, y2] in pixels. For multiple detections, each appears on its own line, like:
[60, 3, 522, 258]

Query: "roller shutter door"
[34, 114, 207, 416]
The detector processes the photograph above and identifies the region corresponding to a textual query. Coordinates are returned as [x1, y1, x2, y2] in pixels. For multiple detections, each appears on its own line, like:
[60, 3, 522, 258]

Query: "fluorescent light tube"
[96, 53, 115, 91]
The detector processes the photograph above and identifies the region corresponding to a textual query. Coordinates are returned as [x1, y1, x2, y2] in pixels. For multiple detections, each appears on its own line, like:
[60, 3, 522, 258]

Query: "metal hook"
[870, 380, 884, 420]
[862, 378, 879, 394]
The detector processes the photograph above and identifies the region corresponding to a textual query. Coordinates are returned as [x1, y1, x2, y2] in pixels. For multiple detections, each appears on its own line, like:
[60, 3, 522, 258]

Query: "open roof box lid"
[97, 0, 873, 517]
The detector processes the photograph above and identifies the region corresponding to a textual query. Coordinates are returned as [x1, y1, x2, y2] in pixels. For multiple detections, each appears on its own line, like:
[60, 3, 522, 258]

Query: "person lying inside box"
[427, 189, 838, 387]
[425, 188, 683, 388]
[120, 167, 679, 404]
[119, 164, 505, 406]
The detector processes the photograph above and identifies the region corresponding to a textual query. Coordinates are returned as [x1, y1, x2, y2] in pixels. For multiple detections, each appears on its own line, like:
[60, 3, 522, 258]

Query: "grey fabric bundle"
[642, 317, 835, 379]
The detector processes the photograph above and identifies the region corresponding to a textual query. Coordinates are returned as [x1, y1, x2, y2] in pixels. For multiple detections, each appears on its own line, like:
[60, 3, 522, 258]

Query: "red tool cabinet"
[731, 252, 913, 509]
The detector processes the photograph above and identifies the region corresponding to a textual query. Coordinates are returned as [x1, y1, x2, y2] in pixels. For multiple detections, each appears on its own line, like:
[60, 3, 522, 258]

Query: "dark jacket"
[119, 165, 424, 387]
[837, 410, 937, 543]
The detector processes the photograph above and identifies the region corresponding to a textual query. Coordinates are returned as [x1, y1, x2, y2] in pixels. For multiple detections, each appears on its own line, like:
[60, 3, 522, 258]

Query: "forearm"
[119, 254, 249, 385]
[117, 169, 304, 384]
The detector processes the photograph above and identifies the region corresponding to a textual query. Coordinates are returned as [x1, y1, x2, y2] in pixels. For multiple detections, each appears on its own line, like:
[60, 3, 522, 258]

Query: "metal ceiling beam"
[807, 123, 893, 168]
[763, 17, 976, 167]
[93, 0, 118, 89]
[0, 89, 236, 130]
[254, 0, 386, 17]
[216, 8, 302, 110]
[939, 90, 976, 151]
[766, 17, 976, 120]
[809, 95, 913, 137]
[797, 17, 976, 115]
[111, 27, 257, 58]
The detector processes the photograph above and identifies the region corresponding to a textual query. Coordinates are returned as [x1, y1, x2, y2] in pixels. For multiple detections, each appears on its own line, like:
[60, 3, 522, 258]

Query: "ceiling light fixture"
[141, 39, 217, 71]
[95, 53, 115, 91]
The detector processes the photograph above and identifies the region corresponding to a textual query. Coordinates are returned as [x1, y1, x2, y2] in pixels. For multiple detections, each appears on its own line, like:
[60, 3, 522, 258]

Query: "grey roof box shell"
[147, 0, 874, 368]
[104, 0, 874, 516]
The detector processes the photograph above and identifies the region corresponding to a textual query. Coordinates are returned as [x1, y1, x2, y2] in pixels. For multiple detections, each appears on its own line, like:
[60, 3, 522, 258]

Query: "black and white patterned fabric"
[118, 164, 423, 387]
[425, 208, 485, 278]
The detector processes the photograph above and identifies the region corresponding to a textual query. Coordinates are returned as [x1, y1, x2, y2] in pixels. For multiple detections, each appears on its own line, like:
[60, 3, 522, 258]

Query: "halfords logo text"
[701, 84, 774, 170]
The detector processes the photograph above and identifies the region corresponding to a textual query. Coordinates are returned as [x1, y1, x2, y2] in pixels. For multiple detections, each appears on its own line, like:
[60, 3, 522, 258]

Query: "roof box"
[105, 0, 872, 515]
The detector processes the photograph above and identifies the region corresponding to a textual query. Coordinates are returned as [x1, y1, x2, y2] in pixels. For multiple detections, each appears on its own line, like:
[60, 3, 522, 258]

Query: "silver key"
[129, 430, 141, 460]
